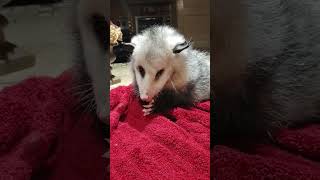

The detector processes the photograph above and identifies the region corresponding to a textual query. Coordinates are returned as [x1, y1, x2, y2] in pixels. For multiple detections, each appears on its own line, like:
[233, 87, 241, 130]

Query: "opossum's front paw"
[142, 100, 154, 116]
[97, 102, 108, 124]
[142, 107, 153, 116]
[102, 138, 110, 172]
[102, 138, 110, 158]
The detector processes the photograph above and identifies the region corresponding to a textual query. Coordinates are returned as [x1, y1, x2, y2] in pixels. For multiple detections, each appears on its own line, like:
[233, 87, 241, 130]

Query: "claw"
[102, 138, 110, 158]
[143, 108, 153, 116]
[102, 150, 110, 158]
[142, 99, 154, 116]
[143, 104, 153, 108]
[143, 108, 153, 113]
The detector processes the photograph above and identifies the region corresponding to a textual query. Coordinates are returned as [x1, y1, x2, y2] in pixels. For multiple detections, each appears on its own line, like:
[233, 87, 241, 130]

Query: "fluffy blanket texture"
[0, 70, 107, 180]
[1, 70, 319, 180]
[0, 70, 210, 180]
[110, 85, 210, 179]
[212, 125, 320, 179]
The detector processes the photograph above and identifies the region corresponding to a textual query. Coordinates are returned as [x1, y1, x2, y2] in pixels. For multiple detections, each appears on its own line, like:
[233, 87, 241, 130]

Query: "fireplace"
[135, 16, 170, 33]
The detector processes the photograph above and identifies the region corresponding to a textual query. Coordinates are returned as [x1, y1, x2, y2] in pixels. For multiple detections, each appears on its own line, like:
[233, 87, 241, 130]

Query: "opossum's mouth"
[140, 99, 150, 105]
[139, 92, 162, 106]
[133, 82, 161, 105]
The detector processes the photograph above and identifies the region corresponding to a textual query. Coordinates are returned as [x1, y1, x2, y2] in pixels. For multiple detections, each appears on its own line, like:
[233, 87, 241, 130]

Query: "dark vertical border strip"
[212, 0, 249, 145]
[210, 0, 214, 178]
[212, 1, 249, 179]
[106, 0, 111, 179]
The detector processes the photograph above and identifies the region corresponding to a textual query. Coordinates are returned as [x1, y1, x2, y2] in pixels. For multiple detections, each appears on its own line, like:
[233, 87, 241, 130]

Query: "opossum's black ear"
[121, 42, 135, 55]
[173, 40, 192, 54]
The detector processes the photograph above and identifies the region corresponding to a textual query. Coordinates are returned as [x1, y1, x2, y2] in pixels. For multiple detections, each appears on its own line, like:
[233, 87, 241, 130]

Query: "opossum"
[71, 0, 109, 169]
[71, 0, 108, 124]
[213, 0, 320, 144]
[130, 25, 210, 116]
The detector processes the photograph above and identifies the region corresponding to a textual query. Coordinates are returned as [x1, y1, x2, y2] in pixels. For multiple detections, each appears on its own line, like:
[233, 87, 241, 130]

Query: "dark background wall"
[3, 0, 62, 7]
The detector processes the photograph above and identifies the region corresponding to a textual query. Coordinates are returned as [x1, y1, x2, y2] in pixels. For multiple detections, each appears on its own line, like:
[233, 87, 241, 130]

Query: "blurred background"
[0, 0, 210, 90]
[110, 0, 210, 88]
[0, 0, 73, 90]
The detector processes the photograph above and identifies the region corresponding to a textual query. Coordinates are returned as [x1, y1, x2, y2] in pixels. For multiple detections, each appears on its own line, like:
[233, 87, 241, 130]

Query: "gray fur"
[247, 0, 320, 128]
[184, 49, 210, 102]
[213, 0, 320, 143]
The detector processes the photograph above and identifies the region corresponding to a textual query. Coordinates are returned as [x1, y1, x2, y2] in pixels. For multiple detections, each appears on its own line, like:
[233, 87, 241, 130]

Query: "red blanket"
[0, 71, 107, 180]
[110, 85, 211, 179]
[212, 125, 320, 179]
[110, 86, 320, 179]
[2, 70, 319, 180]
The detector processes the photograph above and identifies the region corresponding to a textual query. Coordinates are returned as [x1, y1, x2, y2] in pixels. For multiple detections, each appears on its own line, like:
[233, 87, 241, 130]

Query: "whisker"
[69, 82, 92, 89]
[71, 91, 94, 113]
[78, 90, 94, 102]
[84, 98, 95, 113]
[170, 79, 178, 93]
[72, 88, 93, 96]
[89, 99, 96, 113]
[66, 83, 93, 92]
[81, 98, 92, 113]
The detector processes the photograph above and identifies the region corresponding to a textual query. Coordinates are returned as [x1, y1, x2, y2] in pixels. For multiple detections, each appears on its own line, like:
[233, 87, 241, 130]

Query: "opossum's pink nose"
[141, 94, 152, 102]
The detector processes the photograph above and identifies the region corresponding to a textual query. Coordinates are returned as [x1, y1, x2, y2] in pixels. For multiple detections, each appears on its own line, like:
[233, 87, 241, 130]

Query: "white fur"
[130, 26, 210, 102]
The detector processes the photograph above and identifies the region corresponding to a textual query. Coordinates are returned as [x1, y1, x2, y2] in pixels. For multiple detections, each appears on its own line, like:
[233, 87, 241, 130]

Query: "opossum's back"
[258, 58, 320, 125]
[213, 0, 320, 142]
[186, 50, 210, 101]
[245, 0, 320, 130]
[247, 0, 320, 63]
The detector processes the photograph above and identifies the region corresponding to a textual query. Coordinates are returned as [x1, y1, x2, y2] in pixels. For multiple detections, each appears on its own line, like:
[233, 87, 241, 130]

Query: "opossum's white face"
[134, 57, 174, 102]
[130, 25, 191, 103]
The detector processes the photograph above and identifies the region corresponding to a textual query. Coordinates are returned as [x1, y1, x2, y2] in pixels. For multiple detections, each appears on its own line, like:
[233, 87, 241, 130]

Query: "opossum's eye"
[155, 69, 164, 80]
[138, 66, 145, 78]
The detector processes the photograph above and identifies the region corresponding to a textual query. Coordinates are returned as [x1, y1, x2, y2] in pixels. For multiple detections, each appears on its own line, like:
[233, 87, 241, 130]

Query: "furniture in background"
[0, 14, 15, 63]
[176, 0, 210, 50]
[3, 0, 62, 7]
[110, 22, 122, 85]
[0, 12, 35, 76]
